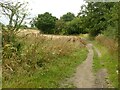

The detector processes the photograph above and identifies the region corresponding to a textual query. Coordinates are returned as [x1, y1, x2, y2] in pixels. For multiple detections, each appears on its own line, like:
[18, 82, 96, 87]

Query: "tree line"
[30, 1, 119, 40]
[0, 1, 119, 40]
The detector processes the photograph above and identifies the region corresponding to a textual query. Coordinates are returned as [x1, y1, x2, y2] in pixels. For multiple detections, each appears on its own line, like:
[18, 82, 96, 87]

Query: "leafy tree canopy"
[78, 2, 118, 37]
[60, 12, 75, 22]
[34, 12, 58, 34]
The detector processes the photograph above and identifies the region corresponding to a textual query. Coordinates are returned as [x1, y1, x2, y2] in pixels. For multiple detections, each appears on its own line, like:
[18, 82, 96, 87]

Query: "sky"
[0, 0, 86, 25]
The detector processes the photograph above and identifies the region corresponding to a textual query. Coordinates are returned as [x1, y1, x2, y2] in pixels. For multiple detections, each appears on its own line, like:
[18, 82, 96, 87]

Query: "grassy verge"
[92, 45, 102, 73]
[3, 48, 87, 88]
[92, 41, 118, 88]
[3, 34, 87, 88]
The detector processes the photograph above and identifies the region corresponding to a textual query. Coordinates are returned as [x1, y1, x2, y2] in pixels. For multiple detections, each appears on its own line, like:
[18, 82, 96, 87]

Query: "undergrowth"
[2, 33, 87, 88]
[92, 35, 118, 88]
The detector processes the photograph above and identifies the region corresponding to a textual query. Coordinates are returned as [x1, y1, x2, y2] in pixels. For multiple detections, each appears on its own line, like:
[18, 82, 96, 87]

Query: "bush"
[55, 20, 66, 34]
[102, 24, 118, 40]
[34, 12, 58, 34]
[65, 18, 85, 35]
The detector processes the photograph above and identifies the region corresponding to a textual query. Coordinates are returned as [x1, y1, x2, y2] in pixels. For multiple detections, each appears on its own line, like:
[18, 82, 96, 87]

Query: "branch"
[15, 14, 26, 31]
[12, 14, 19, 31]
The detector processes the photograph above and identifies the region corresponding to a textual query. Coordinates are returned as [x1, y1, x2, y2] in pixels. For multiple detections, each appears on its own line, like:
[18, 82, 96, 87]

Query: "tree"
[0, 1, 29, 46]
[34, 12, 58, 34]
[30, 18, 36, 28]
[65, 17, 86, 35]
[60, 12, 75, 22]
[0, 1, 29, 31]
[78, 2, 116, 37]
[102, 2, 118, 40]
[54, 20, 66, 34]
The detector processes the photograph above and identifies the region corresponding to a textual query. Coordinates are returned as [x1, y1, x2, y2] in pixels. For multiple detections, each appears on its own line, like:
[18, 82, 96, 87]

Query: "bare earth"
[61, 43, 111, 88]
[17, 30, 111, 88]
[94, 68, 108, 88]
[68, 44, 95, 88]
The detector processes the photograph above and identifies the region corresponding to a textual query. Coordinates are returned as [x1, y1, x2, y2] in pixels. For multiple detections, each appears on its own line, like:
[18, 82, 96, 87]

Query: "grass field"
[2, 31, 118, 88]
[2, 33, 87, 88]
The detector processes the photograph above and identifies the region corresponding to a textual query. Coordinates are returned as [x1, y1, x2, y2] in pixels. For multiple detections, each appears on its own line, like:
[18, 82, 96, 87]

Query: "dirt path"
[67, 44, 95, 88]
[17, 31, 111, 88]
[61, 43, 111, 88]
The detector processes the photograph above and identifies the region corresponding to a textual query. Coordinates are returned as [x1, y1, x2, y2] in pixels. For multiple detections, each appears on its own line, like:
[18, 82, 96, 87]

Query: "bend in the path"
[69, 43, 95, 88]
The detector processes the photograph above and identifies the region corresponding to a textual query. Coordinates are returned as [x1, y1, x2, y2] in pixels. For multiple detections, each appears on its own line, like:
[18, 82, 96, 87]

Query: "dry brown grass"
[95, 35, 118, 54]
[3, 32, 86, 81]
[17, 29, 87, 45]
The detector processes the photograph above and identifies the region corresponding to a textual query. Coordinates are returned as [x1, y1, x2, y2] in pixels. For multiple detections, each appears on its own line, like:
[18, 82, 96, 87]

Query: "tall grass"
[2, 33, 87, 88]
[92, 35, 118, 88]
[95, 35, 118, 55]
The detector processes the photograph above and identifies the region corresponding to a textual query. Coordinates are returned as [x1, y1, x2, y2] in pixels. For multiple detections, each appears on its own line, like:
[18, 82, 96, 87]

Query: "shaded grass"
[3, 47, 87, 88]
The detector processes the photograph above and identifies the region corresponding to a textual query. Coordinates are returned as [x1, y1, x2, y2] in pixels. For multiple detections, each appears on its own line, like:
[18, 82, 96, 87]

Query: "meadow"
[1, 1, 118, 88]
[2, 31, 88, 88]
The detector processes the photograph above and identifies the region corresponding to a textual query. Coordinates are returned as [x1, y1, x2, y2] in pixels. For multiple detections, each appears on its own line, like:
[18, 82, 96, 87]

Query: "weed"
[92, 39, 118, 88]
[2, 32, 87, 88]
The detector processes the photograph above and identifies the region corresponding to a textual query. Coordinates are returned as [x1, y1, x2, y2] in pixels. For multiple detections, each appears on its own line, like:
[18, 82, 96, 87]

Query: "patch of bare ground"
[94, 68, 112, 88]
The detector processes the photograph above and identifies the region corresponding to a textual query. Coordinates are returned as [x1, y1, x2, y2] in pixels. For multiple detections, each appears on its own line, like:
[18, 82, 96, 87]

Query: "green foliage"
[78, 2, 118, 38]
[102, 25, 118, 40]
[2, 28, 23, 60]
[92, 47, 102, 72]
[65, 18, 87, 35]
[92, 40, 118, 88]
[34, 12, 58, 34]
[1, 1, 29, 62]
[60, 12, 75, 22]
[3, 34, 87, 88]
[3, 40, 87, 88]
[102, 3, 118, 40]
[54, 20, 66, 34]
[54, 17, 87, 35]
[0, 1, 29, 31]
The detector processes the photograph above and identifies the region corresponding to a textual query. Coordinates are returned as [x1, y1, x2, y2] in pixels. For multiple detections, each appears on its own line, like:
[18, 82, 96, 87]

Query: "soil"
[68, 44, 95, 88]
[61, 43, 112, 88]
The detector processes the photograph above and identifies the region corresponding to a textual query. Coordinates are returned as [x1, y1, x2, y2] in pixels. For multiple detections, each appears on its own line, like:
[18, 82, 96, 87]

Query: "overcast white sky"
[0, 0, 86, 25]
